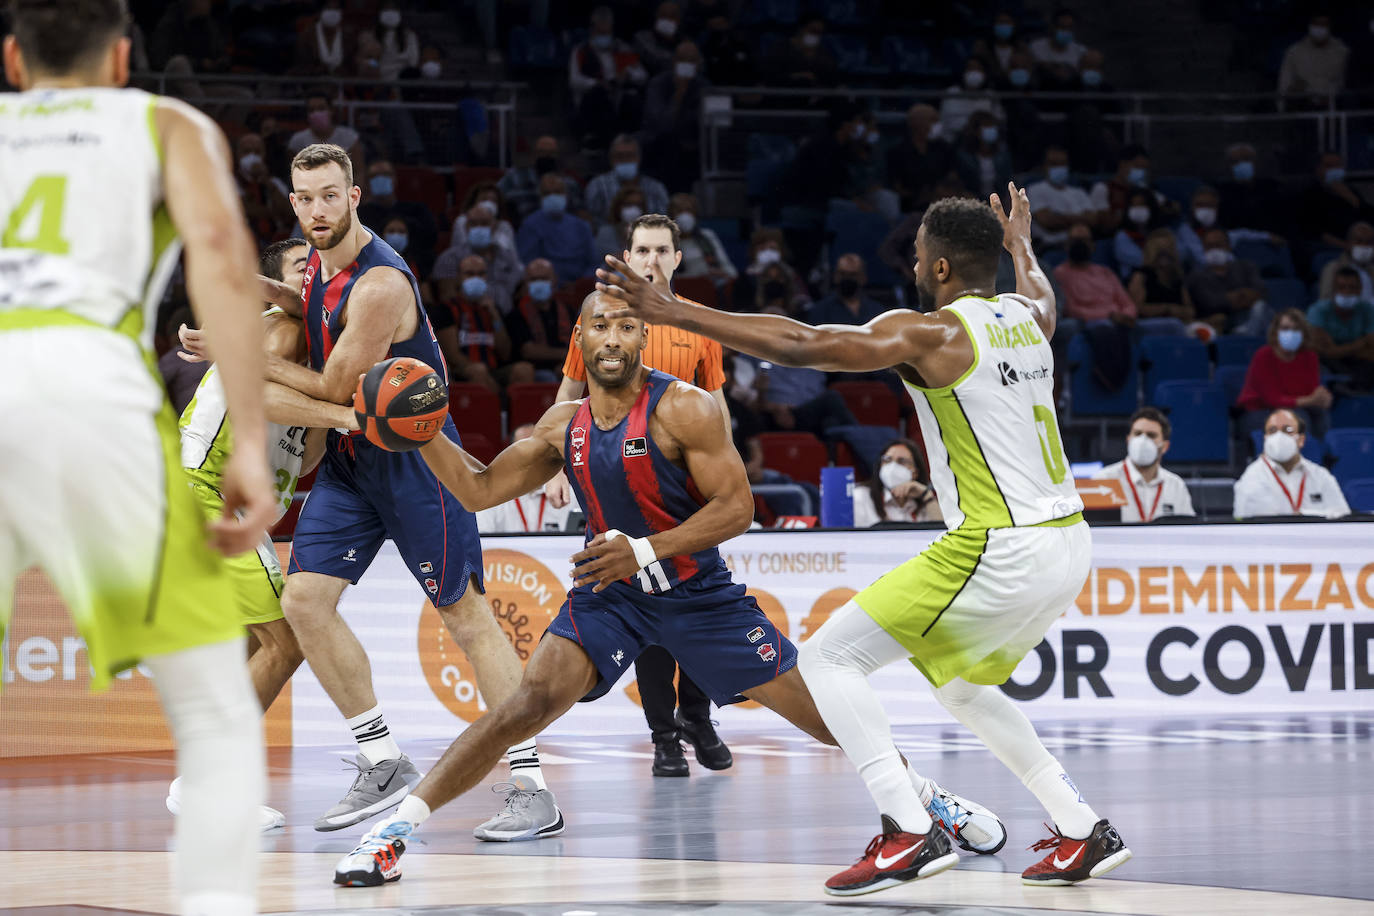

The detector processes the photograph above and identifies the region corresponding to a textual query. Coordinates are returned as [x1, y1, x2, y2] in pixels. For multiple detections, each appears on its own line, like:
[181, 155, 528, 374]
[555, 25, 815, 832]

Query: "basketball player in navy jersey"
[332, 290, 1005, 887]
[255, 143, 561, 840]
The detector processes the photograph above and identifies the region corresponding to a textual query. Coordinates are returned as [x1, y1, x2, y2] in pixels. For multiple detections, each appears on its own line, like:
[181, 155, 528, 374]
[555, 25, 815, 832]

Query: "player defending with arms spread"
[0, 1, 275, 914]
[258, 144, 560, 838]
[597, 187, 1131, 895]
[331, 292, 1005, 888]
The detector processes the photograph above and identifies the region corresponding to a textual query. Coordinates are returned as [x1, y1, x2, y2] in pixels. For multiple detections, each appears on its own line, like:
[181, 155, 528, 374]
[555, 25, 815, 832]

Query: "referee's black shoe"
[652, 734, 689, 777]
[675, 714, 733, 770]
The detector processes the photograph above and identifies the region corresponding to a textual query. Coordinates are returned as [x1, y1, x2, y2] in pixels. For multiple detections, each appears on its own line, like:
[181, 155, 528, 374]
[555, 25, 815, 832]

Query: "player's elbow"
[725, 486, 755, 537]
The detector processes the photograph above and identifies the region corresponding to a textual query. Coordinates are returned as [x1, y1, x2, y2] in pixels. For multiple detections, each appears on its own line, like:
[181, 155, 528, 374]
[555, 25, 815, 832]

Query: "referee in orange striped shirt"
[550, 213, 735, 779]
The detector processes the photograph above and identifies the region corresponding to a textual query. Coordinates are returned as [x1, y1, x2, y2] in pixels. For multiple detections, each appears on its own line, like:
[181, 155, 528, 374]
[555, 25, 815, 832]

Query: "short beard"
[309, 207, 353, 251]
[914, 278, 936, 312]
[584, 351, 641, 389]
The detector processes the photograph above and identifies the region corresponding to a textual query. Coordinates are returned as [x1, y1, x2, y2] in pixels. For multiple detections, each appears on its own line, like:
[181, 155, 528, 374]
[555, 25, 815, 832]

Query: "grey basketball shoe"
[471, 775, 565, 842]
[923, 781, 1007, 854]
[314, 754, 420, 832]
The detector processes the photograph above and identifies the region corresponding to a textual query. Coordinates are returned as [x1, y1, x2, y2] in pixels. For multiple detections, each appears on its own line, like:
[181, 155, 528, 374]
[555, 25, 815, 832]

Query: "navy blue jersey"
[564, 369, 726, 593]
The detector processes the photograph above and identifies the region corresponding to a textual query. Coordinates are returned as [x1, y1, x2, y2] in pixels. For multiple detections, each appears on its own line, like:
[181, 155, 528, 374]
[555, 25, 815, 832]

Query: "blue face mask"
[462, 276, 488, 299]
[467, 225, 492, 248]
[1048, 165, 1070, 185]
[1008, 68, 1031, 87]
[1231, 160, 1255, 181]
[1080, 69, 1103, 87]
[528, 279, 553, 301]
[1056, 28, 1074, 45]
[590, 33, 612, 50]
[994, 22, 1015, 40]
[384, 232, 408, 253]
[1277, 328, 1304, 352]
[614, 161, 639, 181]
[980, 125, 999, 144]
[369, 175, 394, 197]
[541, 193, 567, 213]
[1127, 166, 1148, 187]
[1326, 167, 1346, 184]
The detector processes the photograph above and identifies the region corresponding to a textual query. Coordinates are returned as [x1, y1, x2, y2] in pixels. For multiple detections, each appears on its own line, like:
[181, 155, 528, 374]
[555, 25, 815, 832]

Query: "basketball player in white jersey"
[597, 186, 1131, 896]
[0, 2, 275, 915]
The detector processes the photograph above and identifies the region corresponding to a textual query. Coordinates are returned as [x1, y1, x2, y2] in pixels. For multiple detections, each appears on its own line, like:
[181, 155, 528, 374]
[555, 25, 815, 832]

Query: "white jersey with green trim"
[180, 315, 306, 526]
[904, 293, 1081, 530]
[0, 87, 177, 350]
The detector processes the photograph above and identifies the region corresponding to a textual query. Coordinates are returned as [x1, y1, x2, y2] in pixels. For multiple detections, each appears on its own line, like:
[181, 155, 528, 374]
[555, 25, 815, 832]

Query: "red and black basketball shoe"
[1022, 819, 1132, 886]
[824, 815, 959, 896]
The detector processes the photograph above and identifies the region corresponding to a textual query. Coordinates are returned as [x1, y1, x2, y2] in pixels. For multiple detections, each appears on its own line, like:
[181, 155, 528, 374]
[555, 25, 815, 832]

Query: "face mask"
[462, 276, 488, 299]
[528, 279, 553, 301]
[994, 22, 1015, 40]
[614, 161, 639, 181]
[308, 110, 332, 132]
[1056, 28, 1075, 45]
[384, 232, 408, 253]
[980, 125, 999, 144]
[320, 9, 342, 28]
[590, 33, 613, 50]
[238, 152, 263, 175]
[1264, 431, 1299, 464]
[467, 225, 493, 248]
[620, 205, 643, 223]
[836, 277, 860, 298]
[1193, 206, 1217, 227]
[1334, 294, 1359, 309]
[851, 123, 867, 142]
[541, 193, 567, 213]
[1008, 68, 1031, 87]
[1080, 69, 1103, 87]
[674, 212, 697, 233]
[1128, 205, 1150, 225]
[421, 60, 442, 79]
[675, 61, 698, 79]
[762, 279, 787, 299]
[802, 32, 821, 48]
[1352, 245, 1374, 264]
[866, 130, 881, 145]
[369, 175, 394, 197]
[1127, 166, 1148, 187]
[755, 248, 782, 266]
[1309, 25, 1330, 41]
[1202, 247, 1232, 267]
[534, 155, 558, 175]
[656, 17, 678, 37]
[1277, 328, 1304, 352]
[1231, 160, 1255, 181]
[1127, 434, 1159, 468]
[1326, 167, 1346, 184]
[879, 461, 914, 491]
[380, 9, 402, 28]
[928, 121, 944, 140]
[477, 199, 500, 216]
[1068, 239, 1092, 262]
[1047, 165, 1069, 185]
[964, 70, 986, 89]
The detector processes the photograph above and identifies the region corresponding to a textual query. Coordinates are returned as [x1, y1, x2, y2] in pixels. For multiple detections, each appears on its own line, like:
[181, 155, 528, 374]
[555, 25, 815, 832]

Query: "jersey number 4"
[3, 175, 71, 255]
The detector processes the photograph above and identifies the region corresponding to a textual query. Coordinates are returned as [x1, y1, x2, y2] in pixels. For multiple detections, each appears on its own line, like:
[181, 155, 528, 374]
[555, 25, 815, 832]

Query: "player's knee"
[279, 587, 334, 630]
[497, 683, 559, 732]
[797, 634, 832, 678]
[436, 590, 501, 649]
[250, 619, 304, 667]
[932, 678, 980, 712]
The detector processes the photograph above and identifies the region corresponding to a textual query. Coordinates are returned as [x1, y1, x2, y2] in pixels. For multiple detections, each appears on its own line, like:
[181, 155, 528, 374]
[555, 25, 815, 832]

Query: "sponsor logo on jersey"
[623, 437, 648, 458]
[342, 548, 357, 562]
[419, 561, 434, 574]
[612, 649, 625, 666]
[570, 426, 586, 449]
[756, 643, 777, 663]
[998, 361, 1051, 386]
[424, 577, 438, 595]
[746, 626, 766, 643]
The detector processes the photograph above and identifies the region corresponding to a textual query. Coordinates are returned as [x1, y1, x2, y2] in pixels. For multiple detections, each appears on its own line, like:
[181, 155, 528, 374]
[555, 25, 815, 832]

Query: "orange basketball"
[353, 357, 448, 451]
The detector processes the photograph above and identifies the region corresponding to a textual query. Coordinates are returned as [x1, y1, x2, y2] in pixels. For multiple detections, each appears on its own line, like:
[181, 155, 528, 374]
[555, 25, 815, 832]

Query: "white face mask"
[238, 152, 263, 175]
[1352, 245, 1374, 264]
[1202, 247, 1233, 267]
[755, 248, 782, 265]
[674, 61, 698, 79]
[477, 199, 499, 216]
[421, 60, 442, 79]
[1127, 434, 1159, 468]
[1193, 206, 1217, 227]
[674, 211, 697, 233]
[620, 205, 643, 223]
[380, 9, 402, 28]
[1264, 431, 1299, 464]
[1128, 205, 1150, 225]
[963, 70, 986, 89]
[802, 32, 821, 48]
[655, 17, 678, 37]
[878, 461, 914, 491]
[320, 8, 342, 28]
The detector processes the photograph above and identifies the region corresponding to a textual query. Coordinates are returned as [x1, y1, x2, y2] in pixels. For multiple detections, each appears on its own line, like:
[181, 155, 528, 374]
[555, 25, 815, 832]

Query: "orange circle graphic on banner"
[801, 587, 858, 641]
[418, 549, 563, 722]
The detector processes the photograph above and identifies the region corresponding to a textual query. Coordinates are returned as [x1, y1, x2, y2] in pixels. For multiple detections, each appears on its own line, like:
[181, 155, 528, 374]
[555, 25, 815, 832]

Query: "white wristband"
[603, 528, 657, 570]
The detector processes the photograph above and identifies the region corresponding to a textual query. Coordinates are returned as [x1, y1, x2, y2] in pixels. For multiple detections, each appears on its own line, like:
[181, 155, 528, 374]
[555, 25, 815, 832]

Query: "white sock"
[931, 677, 1100, 838]
[906, 758, 934, 807]
[798, 601, 932, 834]
[506, 739, 546, 790]
[395, 794, 431, 828]
[146, 638, 262, 916]
[347, 704, 403, 765]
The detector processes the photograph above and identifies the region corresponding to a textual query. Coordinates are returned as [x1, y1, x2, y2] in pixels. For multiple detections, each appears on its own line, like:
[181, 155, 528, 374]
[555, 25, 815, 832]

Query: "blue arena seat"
[881, 36, 941, 78]
[1234, 240, 1295, 278]
[1067, 333, 1140, 417]
[1326, 428, 1374, 483]
[1215, 364, 1248, 406]
[1214, 334, 1264, 367]
[825, 207, 898, 286]
[1331, 396, 1374, 429]
[1141, 336, 1209, 403]
[1341, 477, 1374, 513]
[743, 0, 799, 25]
[1155, 380, 1229, 463]
[1265, 277, 1309, 313]
[508, 26, 562, 72]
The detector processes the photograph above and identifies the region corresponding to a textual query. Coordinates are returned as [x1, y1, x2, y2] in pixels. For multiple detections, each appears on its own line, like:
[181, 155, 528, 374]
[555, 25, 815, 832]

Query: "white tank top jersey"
[0, 87, 179, 350]
[904, 293, 1082, 530]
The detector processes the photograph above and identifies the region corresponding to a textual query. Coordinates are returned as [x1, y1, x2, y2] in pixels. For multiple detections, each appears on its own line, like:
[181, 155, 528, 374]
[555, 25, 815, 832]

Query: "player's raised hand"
[210, 449, 276, 556]
[570, 531, 642, 592]
[596, 255, 677, 323]
[177, 323, 209, 362]
[990, 181, 1033, 252]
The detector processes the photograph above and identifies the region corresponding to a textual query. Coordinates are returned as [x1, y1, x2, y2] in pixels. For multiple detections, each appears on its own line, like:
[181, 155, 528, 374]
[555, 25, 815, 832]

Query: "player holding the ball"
[257, 143, 563, 840]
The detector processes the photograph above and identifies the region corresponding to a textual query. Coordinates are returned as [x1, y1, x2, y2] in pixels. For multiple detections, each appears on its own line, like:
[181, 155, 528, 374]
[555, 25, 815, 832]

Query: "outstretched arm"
[992, 182, 1057, 338]
[419, 401, 574, 511]
[571, 384, 753, 591]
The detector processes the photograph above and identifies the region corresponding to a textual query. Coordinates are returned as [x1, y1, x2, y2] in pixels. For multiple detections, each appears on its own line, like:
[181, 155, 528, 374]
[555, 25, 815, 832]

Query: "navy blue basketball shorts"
[288, 417, 483, 607]
[546, 566, 797, 706]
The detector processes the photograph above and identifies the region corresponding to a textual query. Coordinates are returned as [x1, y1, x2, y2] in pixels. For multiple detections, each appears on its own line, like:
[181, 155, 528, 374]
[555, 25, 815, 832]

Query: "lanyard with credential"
[1123, 469, 1164, 522]
[1262, 457, 1306, 513]
[514, 494, 547, 532]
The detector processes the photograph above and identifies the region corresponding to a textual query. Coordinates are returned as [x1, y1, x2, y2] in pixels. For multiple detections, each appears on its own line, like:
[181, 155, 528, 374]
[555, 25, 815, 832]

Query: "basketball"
[353, 357, 448, 451]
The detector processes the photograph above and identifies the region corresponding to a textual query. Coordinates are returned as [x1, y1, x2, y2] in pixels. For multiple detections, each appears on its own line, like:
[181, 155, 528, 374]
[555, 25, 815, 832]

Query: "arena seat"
[1155, 380, 1230, 463]
[1264, 277, 1308, 313]
[1213, 334, 1264, 367]
[508, 26, 563, 71]
[673, 276, 719, 309]
[394, 165, 448, 224]
[507, 382, 561, 432]
[757, 432, 828, 486]
[448, 382, 502, 444]
[1141, 336, 1209, 403]
[1326, 428, 1374, 483]
[1067, 333, 1140, 417]
[830, 381, 901, 428]
[1331, 396, 1374, 429]
[1341, 477, 1374, 513]
[1215, 364, 1248, 406]
[825, 208, 898, 286]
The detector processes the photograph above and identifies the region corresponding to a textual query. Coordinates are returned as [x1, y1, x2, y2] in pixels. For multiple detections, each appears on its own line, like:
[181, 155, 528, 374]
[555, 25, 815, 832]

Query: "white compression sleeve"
[145, 637, 265, 916]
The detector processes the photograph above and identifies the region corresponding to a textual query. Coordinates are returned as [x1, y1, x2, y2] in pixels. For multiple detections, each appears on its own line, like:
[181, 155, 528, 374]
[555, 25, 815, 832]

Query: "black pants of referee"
[635, 644, 710, 742]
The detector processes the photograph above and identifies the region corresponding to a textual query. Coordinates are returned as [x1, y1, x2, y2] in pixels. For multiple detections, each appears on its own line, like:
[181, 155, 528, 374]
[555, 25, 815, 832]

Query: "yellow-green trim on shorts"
[0, 305, 141, 338]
